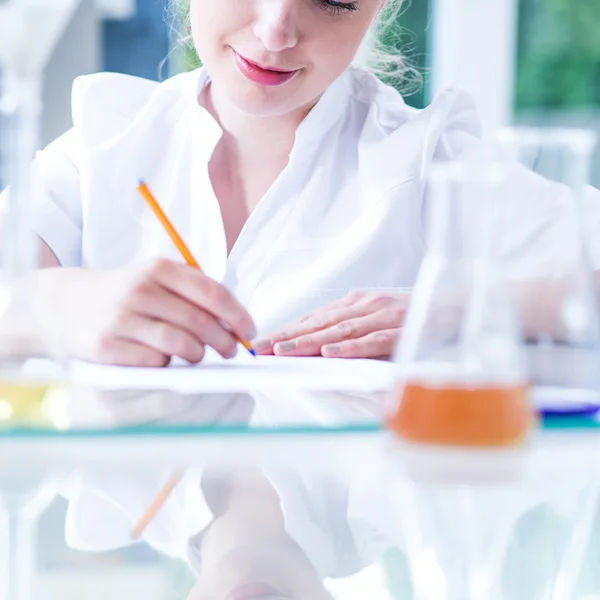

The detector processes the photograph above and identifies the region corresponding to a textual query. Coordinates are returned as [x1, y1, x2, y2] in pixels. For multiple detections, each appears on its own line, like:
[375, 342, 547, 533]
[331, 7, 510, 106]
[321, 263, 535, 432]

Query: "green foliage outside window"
[516, 0, 600, 109]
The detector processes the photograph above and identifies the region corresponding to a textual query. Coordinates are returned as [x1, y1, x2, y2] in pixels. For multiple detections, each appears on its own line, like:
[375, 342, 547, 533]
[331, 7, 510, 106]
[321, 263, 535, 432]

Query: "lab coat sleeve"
[477, 163, 600, 277]
[0, 128, 83, 267]
[414, 87, 600, 277]
[421, 109, 600, 276]
[32, 129, 83, 266]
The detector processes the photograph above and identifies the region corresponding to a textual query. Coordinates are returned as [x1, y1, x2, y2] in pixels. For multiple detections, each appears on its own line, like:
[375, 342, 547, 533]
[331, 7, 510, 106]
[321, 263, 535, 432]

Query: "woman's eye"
[316, 0, 359, 16]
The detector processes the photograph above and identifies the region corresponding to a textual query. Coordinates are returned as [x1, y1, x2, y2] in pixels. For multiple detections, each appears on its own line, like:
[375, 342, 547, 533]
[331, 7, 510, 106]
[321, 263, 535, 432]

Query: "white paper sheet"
[66, 349, 398, 393]
[24, 354, 600, 414]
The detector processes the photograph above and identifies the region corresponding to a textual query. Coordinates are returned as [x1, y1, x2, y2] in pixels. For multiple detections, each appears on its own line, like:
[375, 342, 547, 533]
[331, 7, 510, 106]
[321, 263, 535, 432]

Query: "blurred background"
[44, 0, 600, 186]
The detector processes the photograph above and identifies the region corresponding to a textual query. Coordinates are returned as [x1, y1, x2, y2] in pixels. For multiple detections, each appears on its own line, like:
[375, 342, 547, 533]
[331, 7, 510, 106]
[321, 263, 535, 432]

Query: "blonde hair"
[353, 0, 421, 92]
[168, 0, 421, 94]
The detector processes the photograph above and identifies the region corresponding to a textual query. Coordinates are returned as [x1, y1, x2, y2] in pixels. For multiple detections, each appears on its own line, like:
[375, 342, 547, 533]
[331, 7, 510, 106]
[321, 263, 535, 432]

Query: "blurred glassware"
[0, 0, 80, 432]
[0, 2, 80, 599]
[496, 127, 600, 407]
[388, 159, 535, 447]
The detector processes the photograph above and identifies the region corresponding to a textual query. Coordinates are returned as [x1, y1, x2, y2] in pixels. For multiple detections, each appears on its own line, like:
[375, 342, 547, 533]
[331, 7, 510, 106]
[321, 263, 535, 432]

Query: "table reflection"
[64, 385, 387, 430]
[61, 387, 390, 600]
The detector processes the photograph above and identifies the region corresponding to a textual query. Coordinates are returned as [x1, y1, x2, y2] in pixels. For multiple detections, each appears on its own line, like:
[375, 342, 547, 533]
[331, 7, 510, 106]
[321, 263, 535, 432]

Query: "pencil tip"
[138, 178, 145, 187]
[249, 349, 257, 357]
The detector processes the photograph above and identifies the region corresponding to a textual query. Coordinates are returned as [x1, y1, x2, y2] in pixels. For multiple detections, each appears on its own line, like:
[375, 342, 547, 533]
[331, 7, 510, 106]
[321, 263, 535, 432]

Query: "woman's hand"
[37, 259, 256, 367]
[254, 290, 410, 359]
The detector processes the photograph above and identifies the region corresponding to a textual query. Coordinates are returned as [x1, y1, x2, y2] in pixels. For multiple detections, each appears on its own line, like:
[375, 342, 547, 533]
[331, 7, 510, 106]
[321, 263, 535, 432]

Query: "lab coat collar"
[186, 67, 351, 160]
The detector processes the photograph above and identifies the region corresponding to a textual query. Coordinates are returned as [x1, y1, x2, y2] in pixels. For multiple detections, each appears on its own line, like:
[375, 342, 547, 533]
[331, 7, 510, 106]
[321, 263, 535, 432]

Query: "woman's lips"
[234, 51, 298, 86]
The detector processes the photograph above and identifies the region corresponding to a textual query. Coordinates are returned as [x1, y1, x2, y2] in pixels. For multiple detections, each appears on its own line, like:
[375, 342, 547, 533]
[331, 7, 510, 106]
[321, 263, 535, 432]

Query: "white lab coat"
[11, 67, 600, 337]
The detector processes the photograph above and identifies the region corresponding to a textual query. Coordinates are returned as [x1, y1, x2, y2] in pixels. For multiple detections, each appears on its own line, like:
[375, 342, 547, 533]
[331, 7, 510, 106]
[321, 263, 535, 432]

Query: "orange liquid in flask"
[388, 381, 535, 447]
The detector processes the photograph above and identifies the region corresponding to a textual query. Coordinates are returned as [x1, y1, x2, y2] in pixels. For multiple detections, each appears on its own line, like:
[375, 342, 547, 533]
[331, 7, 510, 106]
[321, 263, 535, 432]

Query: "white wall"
[431, 0, 519, 138]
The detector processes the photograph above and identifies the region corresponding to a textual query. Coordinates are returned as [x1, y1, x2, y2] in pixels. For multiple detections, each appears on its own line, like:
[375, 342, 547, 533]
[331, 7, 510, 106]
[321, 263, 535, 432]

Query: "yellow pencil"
[131, 471, 183, 541]
[137, 180, 255, 356]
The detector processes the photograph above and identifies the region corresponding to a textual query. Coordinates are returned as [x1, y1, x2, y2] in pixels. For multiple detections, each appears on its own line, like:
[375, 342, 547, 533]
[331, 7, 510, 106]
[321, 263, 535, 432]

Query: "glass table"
[2, 382, 600, 600]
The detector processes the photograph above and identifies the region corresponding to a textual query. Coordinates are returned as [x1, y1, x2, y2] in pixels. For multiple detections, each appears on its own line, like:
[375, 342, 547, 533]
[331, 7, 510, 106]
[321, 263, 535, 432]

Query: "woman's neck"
[198, 81, 321, 250]
[202, 82, 317, 160]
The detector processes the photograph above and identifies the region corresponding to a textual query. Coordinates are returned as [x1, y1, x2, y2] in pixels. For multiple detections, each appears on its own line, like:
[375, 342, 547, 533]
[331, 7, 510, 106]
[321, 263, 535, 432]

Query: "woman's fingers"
[297, 290, 366, 323]
[92, 335, 170, 367]
[144, 259, 256, 342]
[44, 260, 255, 367]
[256, 292, 409, 358]
[254, 302, 386, 355]
[272, 314, 375, 356]
[253, 307, 357, 355]
[276, 306, 368, 342]
[124, 282, 238, 359]
[321, 328, 400, 359]
[112, 313, 207, 364]
[273, 305, 406, 357]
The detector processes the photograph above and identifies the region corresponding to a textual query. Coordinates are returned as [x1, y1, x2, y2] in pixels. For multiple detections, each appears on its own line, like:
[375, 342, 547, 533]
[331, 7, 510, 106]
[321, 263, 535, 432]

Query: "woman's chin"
[229, 87, 304, 118]
[210, 67, 309, 118]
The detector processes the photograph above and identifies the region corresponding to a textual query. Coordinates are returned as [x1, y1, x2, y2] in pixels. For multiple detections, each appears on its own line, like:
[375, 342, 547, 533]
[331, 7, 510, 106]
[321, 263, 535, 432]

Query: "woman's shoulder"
[345, 70, 481, 139]
[70, 69, 202, 148]
[343, 70, 482, 185]
[344, 69, 419, 128]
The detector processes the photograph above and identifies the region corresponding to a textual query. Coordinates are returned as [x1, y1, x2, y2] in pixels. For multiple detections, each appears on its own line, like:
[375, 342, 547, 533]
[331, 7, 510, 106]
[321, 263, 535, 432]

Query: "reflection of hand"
[38, 259, 256, 366]
[254, 291, 410, 359]
[67, 387, 255, 429]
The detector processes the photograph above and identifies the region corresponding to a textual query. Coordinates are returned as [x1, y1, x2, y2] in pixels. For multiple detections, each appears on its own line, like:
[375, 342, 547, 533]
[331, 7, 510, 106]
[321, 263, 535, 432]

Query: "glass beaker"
[388, 159, 535, 447]
[496, 127, 600, 406]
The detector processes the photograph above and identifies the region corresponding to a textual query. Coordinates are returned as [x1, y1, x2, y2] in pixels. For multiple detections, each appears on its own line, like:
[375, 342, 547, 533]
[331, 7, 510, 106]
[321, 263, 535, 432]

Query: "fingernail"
[275, 341, 296, 353]
[322, 344, 340, 356]
[253, 338, 272, 352]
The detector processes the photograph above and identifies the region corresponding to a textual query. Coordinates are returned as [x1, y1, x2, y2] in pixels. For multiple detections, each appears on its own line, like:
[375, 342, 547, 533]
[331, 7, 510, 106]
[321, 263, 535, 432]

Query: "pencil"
[137, 180, 255, 356]
[131, 471, 182, 541]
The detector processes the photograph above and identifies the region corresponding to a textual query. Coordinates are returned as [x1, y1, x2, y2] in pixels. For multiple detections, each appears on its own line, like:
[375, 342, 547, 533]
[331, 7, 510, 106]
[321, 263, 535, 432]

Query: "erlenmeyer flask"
[496, 127, 600, 407]
[388, 160, 535, 446]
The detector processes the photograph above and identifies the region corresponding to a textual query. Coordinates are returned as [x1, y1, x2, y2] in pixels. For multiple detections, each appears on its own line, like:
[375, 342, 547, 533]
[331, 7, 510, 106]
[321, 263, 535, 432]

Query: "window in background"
[515, 0, 600, 186]
[102, 0, 170, 80]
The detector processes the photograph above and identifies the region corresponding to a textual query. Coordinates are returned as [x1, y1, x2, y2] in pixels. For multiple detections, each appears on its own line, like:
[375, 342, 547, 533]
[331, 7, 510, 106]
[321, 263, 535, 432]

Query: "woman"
[9, 0, 600, 366]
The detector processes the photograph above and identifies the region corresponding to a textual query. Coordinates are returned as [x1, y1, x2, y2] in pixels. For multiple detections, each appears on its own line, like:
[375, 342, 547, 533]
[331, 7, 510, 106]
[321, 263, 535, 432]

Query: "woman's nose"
[253, 0, 300, 52]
